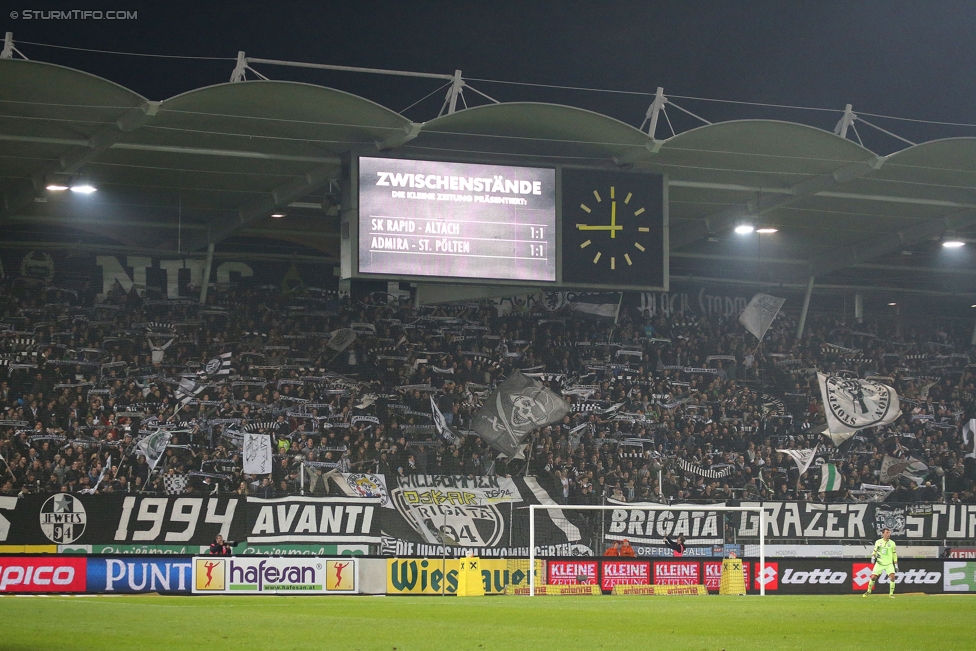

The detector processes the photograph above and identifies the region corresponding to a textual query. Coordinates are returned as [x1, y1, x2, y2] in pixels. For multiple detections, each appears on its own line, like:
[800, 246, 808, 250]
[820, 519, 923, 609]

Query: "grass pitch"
[0, 594, 971, 651]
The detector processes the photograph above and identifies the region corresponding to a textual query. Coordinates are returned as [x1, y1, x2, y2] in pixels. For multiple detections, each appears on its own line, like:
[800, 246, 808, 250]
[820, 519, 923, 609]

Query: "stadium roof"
[2, 58, 976, 300]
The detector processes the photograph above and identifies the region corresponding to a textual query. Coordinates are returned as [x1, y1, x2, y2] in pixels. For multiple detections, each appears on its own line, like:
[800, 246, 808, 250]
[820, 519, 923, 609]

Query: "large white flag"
[243, 433, 273, 475]
[817, 373, 900, 445]
[135, 431, 172, 472]
[776, 445, 819, 476]
[738, 293, 785, 342]
[963, 419, 976, 459]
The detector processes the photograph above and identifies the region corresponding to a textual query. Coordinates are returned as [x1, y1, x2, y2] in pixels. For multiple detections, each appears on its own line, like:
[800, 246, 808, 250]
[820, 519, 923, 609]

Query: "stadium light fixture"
[271, 212, 286, 218]
[756, 227, 778, 234]
[888, 302, 897, 306]
[45, 174, 71, 191]
[942, 239, 965, 248]
[69, 180, 97, 194]
[970, 304, 976, 308]
[734, 222, 754, 235]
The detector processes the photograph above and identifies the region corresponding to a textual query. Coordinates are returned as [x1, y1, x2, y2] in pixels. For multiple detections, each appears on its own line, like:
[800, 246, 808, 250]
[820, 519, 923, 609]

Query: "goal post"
[528, 503, 766, 596]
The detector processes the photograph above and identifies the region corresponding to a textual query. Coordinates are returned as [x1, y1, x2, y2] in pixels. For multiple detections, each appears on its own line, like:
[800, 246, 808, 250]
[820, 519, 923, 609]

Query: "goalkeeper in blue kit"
[863, 527, 898, 598]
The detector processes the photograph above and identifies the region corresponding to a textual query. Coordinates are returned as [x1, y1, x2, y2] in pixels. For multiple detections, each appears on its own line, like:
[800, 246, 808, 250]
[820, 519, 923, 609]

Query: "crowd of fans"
[2, 277, 976, 507]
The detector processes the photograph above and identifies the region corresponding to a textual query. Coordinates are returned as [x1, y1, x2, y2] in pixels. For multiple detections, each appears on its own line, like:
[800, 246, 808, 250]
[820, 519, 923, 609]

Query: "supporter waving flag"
[738, 293, 785, 342]
[817, 373, 900, 445]
[135, 431, 172, 472]
[430, 396, 462, 446]
[472, 371, 570, 459]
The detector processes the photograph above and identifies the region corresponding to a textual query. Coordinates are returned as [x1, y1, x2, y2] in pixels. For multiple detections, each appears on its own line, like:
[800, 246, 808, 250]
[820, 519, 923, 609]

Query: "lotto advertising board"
[192, 556, 358, 594]
[754, 559, 947, 595]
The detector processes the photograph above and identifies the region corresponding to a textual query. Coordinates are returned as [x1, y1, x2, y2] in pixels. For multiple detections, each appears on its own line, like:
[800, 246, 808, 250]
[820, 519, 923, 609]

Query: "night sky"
[4, 1, 975, 151]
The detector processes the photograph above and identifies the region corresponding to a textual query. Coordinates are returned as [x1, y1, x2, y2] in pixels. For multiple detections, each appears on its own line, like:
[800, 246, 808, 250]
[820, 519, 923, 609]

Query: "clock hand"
[576, 224, 623, 231]
[610, 200, 616, 239]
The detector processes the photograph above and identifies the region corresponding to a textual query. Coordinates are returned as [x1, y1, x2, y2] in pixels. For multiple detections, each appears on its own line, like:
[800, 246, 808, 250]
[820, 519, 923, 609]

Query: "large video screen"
[358, 157, 556, 282]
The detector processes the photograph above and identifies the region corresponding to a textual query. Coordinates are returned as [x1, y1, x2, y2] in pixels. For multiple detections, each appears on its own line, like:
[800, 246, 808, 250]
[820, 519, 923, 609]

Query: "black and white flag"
[738, 293, 785, 342]
[243, 433, 273, 475]
[776, 445, 819, 476]
[326, 328, 357, 352]
[963, 419, 976, 459]
[135, 431, 172, 472]
[879, 454, 928, 484]
[568, 293, 622, 322]
[174, 377, 205, 405]
[817, 373, 900, 445]
[472, 371, 571, 459]
[430, 396, 462, 446]
[201, 352, 232, 379]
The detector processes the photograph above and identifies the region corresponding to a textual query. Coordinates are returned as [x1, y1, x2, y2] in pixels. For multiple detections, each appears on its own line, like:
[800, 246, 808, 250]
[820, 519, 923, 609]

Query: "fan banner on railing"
[378, 474, 588, 558]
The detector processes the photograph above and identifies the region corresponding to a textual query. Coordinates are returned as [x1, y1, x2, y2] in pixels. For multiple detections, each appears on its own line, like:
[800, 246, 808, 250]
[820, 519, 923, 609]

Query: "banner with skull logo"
[471, 371, 571, 459]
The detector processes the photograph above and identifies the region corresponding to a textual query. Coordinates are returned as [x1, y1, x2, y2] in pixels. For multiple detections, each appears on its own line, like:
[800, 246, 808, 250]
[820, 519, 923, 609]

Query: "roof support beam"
[181, 165, 335, 252]
[376, 122, 421, 150]
[811, 208, 976, 277]
[0, 100, 159, 222]
[669, 156, 886, 250]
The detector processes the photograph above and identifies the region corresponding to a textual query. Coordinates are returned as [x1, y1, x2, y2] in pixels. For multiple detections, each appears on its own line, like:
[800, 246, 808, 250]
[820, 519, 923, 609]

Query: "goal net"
[525, 503, 768, 596]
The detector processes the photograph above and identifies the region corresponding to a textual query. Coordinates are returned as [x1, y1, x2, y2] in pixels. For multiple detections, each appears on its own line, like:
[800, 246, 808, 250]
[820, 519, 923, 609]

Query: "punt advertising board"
[86, 557, 193, 593]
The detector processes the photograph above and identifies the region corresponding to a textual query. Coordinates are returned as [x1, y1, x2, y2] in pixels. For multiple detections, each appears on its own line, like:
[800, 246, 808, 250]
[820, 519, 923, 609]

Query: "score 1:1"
[528, 226, 545, 239]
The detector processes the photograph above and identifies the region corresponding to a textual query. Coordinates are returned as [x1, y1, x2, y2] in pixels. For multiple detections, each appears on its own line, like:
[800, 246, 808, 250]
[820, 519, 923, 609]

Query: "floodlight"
[756, 227, 778, 234]
[942, 240, 965, 248]
[69, 182, 97, 194]
[734, 223, 754, 235]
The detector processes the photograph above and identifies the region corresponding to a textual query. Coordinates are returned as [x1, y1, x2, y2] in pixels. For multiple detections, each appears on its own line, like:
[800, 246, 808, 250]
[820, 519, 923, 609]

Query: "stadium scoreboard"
[341, 154, 668, 291]
[358, 157, 557, 282]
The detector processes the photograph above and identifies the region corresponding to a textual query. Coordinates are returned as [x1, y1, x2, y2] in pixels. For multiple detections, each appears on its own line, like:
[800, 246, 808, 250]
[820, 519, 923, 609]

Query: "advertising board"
[386, 558, 532, 595]
[599, 561, 650, 590]
[87, 557, 192, 593]
[192, 557, 358, 594]
[547, 560, 598, 585]
[0, 556, 86, 593]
